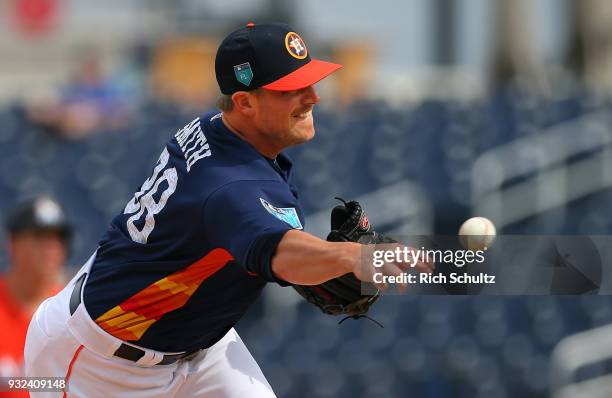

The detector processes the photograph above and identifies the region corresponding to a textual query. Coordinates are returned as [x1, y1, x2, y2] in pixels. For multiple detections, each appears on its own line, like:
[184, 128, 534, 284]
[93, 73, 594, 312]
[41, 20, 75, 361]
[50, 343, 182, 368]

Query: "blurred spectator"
[27, 50, 135, 139]
[0, 196, 71, 387]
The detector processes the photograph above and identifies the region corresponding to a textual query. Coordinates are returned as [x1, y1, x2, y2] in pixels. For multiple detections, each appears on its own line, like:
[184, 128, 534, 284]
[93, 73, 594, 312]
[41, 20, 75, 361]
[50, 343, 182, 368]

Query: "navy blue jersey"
[82, 111, 304, 352]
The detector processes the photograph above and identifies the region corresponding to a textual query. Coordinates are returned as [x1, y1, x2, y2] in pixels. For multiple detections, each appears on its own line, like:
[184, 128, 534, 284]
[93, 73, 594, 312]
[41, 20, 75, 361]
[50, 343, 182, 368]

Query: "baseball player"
[25, 22, 433, 397]
[0, 196, 70, 397]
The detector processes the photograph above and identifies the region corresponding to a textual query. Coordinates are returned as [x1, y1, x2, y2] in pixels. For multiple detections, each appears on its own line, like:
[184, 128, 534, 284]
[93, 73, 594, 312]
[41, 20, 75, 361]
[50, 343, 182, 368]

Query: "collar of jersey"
[211, 112, 294, 176]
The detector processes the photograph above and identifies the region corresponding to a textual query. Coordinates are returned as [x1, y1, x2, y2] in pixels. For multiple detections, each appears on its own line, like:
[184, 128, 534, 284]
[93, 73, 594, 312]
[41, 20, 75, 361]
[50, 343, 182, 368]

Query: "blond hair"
[215, 89, 264, 112]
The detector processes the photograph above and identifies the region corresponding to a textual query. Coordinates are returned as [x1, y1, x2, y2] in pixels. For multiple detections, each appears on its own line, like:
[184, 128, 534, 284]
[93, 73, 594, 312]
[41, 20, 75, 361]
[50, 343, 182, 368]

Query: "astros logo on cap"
[285, 32, 308, 60]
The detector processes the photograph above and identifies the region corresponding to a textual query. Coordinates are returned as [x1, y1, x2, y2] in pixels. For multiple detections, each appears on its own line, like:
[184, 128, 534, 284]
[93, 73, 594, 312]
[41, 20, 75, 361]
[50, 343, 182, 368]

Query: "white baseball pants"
[24, 253, 277, 398]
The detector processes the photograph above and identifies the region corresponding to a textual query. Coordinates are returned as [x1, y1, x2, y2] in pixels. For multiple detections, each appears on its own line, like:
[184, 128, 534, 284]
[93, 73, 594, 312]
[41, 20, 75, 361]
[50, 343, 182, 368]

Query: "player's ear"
[6, 234, 18, 260]
[231, 91, 256, 116]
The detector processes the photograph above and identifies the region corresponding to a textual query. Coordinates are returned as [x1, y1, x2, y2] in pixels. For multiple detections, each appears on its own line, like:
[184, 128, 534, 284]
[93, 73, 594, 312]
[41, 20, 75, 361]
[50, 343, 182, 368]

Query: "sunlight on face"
[252, 86, 320, 148]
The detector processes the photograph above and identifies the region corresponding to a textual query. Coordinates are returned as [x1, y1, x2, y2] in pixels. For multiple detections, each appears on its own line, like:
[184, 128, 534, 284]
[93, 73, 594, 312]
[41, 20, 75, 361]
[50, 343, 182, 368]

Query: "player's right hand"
[354, 243, 435, 292]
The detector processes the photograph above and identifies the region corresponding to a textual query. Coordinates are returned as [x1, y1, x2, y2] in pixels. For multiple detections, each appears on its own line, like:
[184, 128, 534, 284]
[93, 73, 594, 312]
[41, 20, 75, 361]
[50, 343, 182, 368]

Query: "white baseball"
[458, 217, 496, 251]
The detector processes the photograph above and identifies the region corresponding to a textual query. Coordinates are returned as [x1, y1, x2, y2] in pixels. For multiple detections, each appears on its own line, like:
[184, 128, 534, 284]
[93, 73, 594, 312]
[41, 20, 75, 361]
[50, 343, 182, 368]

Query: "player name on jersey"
[175, 117, 212, 172]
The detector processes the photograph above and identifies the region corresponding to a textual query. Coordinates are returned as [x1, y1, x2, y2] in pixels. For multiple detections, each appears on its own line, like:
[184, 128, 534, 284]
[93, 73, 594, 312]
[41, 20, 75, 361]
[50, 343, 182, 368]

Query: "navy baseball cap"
[215, 22, 342, 95]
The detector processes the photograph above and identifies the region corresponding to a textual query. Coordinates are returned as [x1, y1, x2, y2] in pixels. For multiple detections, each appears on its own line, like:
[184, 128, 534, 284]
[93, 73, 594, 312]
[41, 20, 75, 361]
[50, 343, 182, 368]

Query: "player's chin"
[290, 122, 315, 142]
[296, 126, 315, 143]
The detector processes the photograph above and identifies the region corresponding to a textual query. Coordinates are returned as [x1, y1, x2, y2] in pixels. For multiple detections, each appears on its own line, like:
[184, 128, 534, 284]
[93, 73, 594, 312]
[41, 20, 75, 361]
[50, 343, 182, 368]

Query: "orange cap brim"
[262, 59, 342, 91]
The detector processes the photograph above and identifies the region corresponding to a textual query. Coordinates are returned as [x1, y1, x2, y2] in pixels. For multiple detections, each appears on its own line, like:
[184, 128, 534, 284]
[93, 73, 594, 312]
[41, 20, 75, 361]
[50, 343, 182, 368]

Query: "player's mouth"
[292, 109, 313, 120]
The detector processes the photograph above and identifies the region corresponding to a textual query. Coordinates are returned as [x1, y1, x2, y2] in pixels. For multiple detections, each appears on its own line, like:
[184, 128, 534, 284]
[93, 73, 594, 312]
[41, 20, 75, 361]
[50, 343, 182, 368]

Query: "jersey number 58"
[124, 148, 178, 243]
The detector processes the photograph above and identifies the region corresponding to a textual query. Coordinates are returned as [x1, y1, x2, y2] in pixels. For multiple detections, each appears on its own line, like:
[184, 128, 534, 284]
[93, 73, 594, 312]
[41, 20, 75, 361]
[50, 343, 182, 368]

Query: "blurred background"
[1, 0, 612, 396]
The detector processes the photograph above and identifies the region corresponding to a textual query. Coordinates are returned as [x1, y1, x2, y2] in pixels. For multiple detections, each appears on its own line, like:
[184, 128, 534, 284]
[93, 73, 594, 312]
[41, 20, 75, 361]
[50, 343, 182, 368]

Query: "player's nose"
[302, 85, 320, 105]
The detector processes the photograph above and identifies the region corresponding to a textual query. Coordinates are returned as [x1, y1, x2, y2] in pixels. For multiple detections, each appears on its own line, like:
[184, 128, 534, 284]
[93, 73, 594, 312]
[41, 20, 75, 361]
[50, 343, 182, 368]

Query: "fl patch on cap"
[215, 22, 342, 95]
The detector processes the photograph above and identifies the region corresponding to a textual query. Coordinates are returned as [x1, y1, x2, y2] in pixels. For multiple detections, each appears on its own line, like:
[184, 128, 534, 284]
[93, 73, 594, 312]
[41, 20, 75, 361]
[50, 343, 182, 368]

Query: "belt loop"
[151, 351, 165, 365]
[134, 350, 163, 367]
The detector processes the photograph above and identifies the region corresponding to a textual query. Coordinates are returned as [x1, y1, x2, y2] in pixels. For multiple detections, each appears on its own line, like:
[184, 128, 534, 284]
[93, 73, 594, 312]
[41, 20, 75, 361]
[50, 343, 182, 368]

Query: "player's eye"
[281, 89, 301, 97]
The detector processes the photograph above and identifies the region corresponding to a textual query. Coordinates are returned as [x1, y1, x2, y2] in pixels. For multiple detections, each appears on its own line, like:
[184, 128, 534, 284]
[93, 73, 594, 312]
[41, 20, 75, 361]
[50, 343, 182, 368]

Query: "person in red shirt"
[0, 196, 71, 395]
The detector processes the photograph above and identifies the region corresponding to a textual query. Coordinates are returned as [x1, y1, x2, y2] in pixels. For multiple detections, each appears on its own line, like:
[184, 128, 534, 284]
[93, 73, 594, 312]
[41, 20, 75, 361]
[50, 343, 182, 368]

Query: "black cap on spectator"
[5, 196, 72, 241]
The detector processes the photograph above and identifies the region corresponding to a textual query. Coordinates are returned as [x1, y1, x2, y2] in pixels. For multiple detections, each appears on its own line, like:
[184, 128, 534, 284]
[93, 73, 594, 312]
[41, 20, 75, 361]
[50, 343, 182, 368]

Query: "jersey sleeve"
[202, 181, 302, 285]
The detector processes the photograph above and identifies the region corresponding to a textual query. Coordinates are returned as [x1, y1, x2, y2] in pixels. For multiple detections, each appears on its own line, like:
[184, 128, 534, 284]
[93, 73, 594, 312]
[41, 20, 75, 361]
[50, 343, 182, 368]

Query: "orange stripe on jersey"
[95, 248, 233, 341]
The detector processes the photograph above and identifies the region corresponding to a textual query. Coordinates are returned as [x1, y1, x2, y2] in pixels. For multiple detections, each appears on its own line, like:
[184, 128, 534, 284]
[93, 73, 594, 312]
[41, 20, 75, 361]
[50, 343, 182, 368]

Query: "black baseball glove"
[292, 198, 396, 318]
